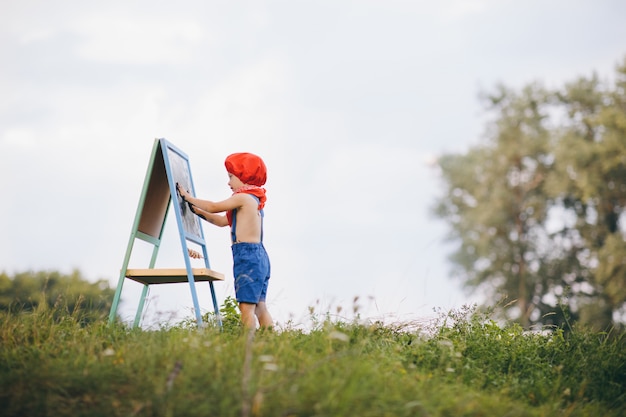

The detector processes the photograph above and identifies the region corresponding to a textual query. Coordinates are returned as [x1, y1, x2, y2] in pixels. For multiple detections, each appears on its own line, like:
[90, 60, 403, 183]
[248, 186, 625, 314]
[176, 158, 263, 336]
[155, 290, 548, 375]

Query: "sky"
[1, 0, 625, 328]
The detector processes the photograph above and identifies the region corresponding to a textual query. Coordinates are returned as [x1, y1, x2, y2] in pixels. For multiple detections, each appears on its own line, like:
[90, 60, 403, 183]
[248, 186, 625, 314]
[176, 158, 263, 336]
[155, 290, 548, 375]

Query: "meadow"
[1, 301, 624, 417]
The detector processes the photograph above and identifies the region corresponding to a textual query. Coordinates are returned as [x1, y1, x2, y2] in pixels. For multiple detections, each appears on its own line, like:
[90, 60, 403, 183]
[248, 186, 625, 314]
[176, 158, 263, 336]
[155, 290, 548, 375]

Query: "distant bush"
[0, 269, 114, 323]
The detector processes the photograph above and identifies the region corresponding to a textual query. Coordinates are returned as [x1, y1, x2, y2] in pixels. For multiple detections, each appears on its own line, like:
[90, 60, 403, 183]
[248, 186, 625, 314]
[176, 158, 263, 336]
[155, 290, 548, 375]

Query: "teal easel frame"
[108, 138, 223, 328]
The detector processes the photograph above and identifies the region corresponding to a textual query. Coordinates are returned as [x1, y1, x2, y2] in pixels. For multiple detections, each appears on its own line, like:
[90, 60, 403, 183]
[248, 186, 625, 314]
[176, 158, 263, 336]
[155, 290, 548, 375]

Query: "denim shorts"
[232, 242, 270, 304]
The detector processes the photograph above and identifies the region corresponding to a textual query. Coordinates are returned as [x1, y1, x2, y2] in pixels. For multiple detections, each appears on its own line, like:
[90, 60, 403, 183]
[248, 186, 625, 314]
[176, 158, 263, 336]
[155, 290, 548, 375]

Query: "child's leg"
[255, 302, 273, 328]
[239, 302, 257, 329]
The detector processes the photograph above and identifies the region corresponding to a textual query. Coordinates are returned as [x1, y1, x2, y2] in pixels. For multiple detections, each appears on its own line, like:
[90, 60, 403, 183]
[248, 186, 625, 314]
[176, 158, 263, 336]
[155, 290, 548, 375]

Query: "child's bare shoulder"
[241, 193, 261, 209]
[223, 193, 257, 211]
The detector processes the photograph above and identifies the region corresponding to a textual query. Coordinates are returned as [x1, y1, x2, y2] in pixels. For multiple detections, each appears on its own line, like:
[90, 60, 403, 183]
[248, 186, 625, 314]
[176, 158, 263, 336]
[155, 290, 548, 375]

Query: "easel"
[108, 138, 224, 328]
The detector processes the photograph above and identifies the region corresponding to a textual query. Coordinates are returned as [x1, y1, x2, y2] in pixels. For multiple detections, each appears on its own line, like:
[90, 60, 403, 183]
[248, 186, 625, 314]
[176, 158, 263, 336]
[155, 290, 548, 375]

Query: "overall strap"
[231, 194, 264, 244]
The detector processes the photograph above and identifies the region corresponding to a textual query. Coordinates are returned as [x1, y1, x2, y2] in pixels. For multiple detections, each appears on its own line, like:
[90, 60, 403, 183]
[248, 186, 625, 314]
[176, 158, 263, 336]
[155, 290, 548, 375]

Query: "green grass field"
[1, 302, 624, 417]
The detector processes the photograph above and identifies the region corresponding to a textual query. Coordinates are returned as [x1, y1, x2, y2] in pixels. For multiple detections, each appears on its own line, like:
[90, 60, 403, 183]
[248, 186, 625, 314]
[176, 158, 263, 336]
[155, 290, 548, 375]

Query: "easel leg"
[108, 271, 126, 324]
[187, 278, 204, 327]
[209, 281, 222, 328]
[134, 284, 149, 328]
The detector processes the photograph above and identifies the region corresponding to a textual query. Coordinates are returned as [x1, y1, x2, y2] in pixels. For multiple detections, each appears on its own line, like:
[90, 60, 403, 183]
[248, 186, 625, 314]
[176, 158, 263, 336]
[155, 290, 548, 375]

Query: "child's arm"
[176, 183, 245, 227]
[189, 204, 229, 227]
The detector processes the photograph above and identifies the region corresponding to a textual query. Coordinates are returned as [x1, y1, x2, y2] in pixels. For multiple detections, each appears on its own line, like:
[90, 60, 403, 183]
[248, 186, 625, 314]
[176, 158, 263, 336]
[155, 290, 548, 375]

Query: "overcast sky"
[1, 0, 625, 328]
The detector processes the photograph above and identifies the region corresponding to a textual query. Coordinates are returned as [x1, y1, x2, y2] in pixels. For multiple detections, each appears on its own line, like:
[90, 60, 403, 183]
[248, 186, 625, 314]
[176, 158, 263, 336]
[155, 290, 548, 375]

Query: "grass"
[0, 302, 624, 417]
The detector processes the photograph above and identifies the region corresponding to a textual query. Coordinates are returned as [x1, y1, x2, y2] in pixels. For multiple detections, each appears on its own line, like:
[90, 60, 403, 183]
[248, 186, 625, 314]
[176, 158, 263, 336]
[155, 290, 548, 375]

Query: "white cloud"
[183, 54, 292, 155]
[308, 144, 434, 222]
[73, 16, 206, 65]
[1, 127, 37, 149]
[18, 29, 57, 44]
[438, 0, 492, 21]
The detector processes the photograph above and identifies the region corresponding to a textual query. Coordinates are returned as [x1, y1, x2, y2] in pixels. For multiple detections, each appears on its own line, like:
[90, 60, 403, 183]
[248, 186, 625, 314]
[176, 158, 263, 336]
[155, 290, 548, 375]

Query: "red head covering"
[224, 153, 268, 226]
[224, 153, 267, 186]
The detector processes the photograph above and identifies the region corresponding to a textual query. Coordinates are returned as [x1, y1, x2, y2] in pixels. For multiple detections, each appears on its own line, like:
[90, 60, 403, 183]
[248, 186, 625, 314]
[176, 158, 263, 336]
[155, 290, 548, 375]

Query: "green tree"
[0, 269, 114, 322]
[547, 59, 626, 329]
[434, 83, 555, 328]
[434, 58, 626, 330]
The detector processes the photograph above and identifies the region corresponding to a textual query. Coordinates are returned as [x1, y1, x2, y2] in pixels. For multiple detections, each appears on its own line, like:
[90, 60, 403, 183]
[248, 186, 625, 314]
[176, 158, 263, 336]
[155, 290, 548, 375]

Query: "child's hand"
[176, 182, 189, 201]
[187, 248, 203, 259]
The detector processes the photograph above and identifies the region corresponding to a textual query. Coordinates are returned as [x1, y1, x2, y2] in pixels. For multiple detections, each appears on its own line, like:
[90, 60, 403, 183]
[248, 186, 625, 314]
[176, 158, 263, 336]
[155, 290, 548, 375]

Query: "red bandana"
[224, 153, 267, 187]
[226, 185, 267, 226]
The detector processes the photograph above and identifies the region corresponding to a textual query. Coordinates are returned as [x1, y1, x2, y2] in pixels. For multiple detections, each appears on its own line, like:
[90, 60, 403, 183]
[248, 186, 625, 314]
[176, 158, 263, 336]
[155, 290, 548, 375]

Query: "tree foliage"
[0, 269, 114, 322]
[434, 57, 626, 330]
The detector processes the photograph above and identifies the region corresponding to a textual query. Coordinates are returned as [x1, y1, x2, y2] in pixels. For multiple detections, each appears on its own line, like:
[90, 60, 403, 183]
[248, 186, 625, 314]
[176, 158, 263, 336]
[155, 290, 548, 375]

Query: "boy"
[176, 152, 273, 330]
